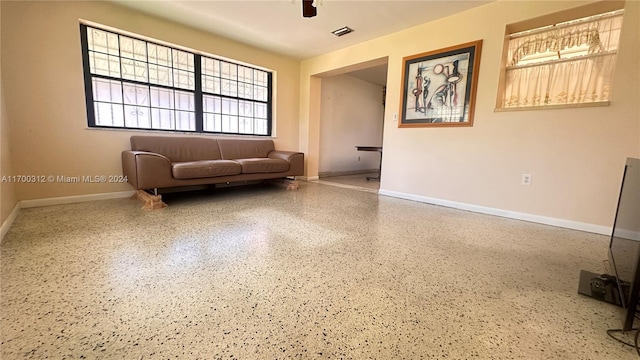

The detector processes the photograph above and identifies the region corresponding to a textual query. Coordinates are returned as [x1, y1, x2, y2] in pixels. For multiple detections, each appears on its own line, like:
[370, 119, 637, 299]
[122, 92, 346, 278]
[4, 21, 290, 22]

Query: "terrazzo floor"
[1, 182, 637, 359]
[317, 173, 380, 192]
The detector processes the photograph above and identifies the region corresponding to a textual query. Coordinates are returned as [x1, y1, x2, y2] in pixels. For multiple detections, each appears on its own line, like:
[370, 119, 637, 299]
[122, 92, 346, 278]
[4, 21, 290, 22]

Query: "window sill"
[494, 101, 610, 112]
[84, 126, 277, 139]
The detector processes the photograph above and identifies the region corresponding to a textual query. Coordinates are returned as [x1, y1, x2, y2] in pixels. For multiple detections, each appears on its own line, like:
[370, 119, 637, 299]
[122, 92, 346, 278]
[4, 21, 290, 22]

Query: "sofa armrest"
[268, 150, 299, 161]
[122, 150, 173, 190]
[268, 151, 304, 176]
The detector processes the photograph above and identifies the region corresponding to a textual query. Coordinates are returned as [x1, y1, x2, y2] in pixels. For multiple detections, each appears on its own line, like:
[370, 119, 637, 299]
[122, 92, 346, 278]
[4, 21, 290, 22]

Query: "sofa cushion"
[131, 136, 222, 162]
[235, 158, 290, 174]
[172, 160, 241, 179]
[218, 139, 275, 160]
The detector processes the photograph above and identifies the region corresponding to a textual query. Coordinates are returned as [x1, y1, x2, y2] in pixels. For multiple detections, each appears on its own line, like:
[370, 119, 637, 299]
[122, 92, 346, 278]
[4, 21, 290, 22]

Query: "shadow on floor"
[317, 173, 380, 192]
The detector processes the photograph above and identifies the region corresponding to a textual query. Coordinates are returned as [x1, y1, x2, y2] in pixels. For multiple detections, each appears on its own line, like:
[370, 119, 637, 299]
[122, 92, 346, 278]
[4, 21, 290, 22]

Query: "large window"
[80, 24, 272, 136]
[497, 6, 624, 110]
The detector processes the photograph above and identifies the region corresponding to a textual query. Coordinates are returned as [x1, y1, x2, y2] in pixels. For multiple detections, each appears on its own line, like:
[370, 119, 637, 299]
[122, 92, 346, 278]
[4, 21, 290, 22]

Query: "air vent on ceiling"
[331, 26, 353, 37]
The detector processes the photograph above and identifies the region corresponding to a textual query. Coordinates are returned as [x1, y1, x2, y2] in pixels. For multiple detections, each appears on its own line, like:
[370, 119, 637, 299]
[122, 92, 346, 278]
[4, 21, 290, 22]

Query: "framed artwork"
[399, 40, 482, 128]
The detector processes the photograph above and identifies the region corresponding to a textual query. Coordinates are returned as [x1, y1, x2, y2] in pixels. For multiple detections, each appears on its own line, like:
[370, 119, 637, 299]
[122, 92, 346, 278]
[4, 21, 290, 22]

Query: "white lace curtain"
[503, 12, 623, 108]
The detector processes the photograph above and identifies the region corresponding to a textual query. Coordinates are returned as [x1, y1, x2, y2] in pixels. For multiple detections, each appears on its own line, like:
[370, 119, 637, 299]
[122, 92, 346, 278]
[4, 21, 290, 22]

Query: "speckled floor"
[318, 173, 380, 192]
[1, 182, 636, 359]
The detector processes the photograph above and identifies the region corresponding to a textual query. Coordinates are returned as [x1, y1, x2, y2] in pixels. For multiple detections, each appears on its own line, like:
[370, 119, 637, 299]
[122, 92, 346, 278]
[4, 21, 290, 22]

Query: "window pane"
[202, 75, 219, 94]
[175, 91, 194, 111]
[149, 64, 173, 87]
[238, 83, 253, 99]
[173, 50, 194, 71]
[148, 44, 172, 66]
[221, 79, 237, 97]
[121, 59, 148, 82]
[255, 103, 267, 119]
[507, 55, 617, 107]
[255, 119, 268, 135]
[203, 95, 221, 113]
[221, 62, 237, 80]
[94, 103, 124, 127]
[254, 70, 268, 86]
[87, 28, 119, 55]
[150, 87, 174, 109]
[238, 66, 253, 83]
[123, 84, 150, 106]
[239, 100, 253, 117]
[92, 78, 123, 103]
[222, 115, 238, 133]
[239, 117, 253, 134]
[254, 86, 267, 102]
[202, 57, 220, 77]
[212, 114, 222, 132]
[204, 113, 222, 132]
[221, 98, 238, 115]
[173, 69, 194, 90]
[176, 111, 195, 131]
[89, 52, 121, 77]
[124, 105, 150, 128]
[120, 36, 147, 61]
[151, 108, 175, 130]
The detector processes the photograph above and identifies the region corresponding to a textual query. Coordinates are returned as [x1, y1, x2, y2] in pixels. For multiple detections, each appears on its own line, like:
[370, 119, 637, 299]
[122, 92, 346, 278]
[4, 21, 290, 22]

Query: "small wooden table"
[355, 146, 383, 181]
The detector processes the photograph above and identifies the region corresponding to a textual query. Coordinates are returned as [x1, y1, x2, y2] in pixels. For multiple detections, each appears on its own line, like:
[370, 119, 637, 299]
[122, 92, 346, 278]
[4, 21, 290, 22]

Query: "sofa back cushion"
[130, 136, 222, 162]
[218, 139, 275, 160]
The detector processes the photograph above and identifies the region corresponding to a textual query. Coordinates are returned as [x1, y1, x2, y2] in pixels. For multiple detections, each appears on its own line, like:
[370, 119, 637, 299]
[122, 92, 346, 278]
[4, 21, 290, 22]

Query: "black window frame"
[80, 23, 273, 136]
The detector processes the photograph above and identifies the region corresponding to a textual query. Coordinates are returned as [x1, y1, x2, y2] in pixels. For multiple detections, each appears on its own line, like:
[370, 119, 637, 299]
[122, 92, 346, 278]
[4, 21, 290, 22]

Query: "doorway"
[317, 62, 387, 192]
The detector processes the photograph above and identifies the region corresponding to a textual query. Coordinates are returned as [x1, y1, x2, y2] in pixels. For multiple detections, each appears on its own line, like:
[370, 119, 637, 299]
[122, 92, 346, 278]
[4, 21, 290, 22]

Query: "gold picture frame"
[399, 40, 482, 128]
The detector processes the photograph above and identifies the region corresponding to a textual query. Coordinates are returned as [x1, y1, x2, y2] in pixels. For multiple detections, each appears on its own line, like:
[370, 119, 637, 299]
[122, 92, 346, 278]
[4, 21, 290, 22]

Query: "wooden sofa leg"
[285, 179, 299, 190]
[132, 190, 168, 209]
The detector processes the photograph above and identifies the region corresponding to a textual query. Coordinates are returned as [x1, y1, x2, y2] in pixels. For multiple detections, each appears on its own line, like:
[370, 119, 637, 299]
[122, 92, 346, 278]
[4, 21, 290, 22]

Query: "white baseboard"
[616, 229, 640, 241]
[299, 176, 320, 181]
[319, 169, 378, 178]
[4, 187, 614, 240]
[378, 189, 612, 235]
[1, 202, 20, 243]
[20, 190, 135, 209]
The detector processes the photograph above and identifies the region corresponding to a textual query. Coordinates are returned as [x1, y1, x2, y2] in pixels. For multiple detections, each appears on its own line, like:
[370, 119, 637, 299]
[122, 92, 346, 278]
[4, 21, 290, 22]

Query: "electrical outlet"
[521, 174, 532, 186]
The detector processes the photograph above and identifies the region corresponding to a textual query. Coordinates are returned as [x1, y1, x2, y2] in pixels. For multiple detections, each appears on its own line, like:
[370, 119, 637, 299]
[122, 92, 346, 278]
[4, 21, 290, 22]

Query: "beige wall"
[1, 84, 17, 227]
[1, 62, 18, 228]
[300, 0, 640, 228]
[1, 0, 17, 229]
[1, 1, 301, 201]
[319, 75, 384, 175]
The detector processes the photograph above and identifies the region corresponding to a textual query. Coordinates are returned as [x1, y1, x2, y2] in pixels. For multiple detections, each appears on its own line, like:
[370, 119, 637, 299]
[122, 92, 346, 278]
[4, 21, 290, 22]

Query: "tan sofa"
[122, 135, 304, 192]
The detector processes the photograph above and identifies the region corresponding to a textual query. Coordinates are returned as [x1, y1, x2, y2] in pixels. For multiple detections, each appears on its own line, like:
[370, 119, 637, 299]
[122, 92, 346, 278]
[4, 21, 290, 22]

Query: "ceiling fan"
[302, 0, 317, 18]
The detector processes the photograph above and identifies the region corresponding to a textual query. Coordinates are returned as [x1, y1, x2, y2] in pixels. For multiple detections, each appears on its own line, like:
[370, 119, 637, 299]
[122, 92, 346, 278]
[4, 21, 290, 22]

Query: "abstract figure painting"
[399, 40, 482, 127]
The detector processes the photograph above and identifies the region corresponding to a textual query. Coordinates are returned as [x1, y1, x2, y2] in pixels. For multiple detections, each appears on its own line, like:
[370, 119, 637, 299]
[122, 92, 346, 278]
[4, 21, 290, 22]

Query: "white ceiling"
[112, 0, 493, 85]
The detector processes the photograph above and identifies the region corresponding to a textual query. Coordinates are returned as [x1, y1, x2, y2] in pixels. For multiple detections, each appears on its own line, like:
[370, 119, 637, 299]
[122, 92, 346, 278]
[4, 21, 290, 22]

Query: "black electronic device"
[591, 274, 612, 295]
[578, 270, 623, 305]
[608, 158, 640, 331]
